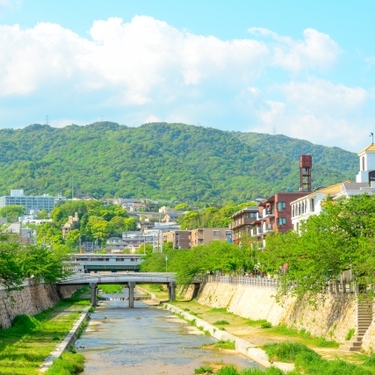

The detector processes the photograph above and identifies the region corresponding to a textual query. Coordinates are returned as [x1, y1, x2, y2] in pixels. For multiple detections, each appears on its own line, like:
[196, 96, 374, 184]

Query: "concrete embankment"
[195, 280, 358, 345]
[165, 303, 295, 372]
[39, 306, 91, 373]
[0, 281, 81, 329]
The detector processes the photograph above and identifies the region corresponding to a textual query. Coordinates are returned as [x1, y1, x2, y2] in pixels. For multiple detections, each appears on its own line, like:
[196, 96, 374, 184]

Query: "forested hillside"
[0, 122, 358, 203]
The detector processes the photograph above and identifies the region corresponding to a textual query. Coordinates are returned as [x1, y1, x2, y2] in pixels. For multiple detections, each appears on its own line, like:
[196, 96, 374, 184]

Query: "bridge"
[57, 272, 179, 308]
[70, 254, 144, 273]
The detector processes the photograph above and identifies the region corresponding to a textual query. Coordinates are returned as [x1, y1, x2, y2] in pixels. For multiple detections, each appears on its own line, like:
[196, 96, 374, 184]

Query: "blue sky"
[0, 0, 374, 152]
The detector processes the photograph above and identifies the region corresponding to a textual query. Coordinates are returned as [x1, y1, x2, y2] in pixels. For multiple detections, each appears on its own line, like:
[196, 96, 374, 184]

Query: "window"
[225, 231, 232, 236]
[277, 202, 286, 211]
[213, 230, 220, 237]
[310, 198, 315, 212]
[277, 217, 287, 226]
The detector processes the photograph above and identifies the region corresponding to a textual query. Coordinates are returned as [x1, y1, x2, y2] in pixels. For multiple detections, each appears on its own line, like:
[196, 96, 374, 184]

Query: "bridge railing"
[206, 275, 277, 288]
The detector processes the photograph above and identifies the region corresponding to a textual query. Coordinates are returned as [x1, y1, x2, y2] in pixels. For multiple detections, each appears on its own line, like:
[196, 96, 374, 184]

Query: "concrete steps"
[341, 300, 373, 352]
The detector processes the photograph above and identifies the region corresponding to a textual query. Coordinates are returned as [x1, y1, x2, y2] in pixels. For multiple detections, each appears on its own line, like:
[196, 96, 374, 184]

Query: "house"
[229, 206, 258, 244]
[62, 212, 79, 238]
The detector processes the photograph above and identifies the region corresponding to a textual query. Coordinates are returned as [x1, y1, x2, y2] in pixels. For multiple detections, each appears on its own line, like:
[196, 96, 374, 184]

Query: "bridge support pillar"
[168, 282, 176, 302]
[90, 283, 97, 306]
[128, 282, 135, 308]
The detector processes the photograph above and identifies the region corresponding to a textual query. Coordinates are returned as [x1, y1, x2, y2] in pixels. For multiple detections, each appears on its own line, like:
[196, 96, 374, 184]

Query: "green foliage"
[99, 284, 124, 294]
[214, 340, 235, 350]
[214, 320, 230, 325]
[194, 365, 214, 374]
[0, 122, 357, 204]
[216, 365, 238, 374]
[345, 328, 355, 341]
[0, 205, 25, 223]
[261, 321, 272, 329]
[260, 194, 375, 301]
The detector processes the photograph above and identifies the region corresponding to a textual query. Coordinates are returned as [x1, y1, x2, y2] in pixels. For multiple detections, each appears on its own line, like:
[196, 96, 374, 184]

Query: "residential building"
[251, 191, 309, 246]
[229, 206, 258, 244]
[0, 189, 66, 213]
[292, 143, 375, 230]
[163, 230, 191, 249]
[62, 212, 79, 238]
[189, 228, 233, 248]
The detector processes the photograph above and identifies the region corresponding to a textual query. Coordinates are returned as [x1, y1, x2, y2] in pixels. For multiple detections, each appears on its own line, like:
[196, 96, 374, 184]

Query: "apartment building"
[229, 206, 258, 244]
[251, 191, 309, 246]
[189, 228, 232, 248]
[0, 189, 66, 213]
[163, 230, 191, 249]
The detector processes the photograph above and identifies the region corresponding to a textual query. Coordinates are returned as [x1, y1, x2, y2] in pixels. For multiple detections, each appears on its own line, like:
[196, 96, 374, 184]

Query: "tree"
[259, 194, 375, 301]
[0, 205, 25, 223]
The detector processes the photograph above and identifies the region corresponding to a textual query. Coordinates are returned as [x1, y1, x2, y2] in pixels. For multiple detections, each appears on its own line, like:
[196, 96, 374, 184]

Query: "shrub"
[261, 321, 272, 329]
[214, 320, 230, 325]
[194, 365, 214, 374]
[345, 328, 355, 341]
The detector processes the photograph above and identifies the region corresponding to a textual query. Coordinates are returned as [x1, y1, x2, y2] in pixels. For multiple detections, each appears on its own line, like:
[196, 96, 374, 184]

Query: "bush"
[214, 320, 230, 325]
[261, 321, 272, 329]
[216, 365, 239, 375]
[194, 365, 214, 374]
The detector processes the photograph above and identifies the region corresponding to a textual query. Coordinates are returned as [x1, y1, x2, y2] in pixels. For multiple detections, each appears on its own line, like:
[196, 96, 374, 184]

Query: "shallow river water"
[76, 292, 260, 375]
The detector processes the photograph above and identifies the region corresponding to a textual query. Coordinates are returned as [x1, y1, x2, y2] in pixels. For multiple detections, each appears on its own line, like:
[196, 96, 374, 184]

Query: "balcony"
[263, 223, 274, 233]
[229, 217, 255, 229]
[263, 210, 274, 218]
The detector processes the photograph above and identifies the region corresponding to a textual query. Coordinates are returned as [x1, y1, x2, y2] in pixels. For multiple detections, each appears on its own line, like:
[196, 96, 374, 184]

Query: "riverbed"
[76, 292, 260, 374]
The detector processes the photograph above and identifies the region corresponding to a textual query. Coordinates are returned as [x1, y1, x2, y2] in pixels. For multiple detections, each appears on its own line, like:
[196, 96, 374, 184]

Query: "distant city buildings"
[0, 189, 66, 214]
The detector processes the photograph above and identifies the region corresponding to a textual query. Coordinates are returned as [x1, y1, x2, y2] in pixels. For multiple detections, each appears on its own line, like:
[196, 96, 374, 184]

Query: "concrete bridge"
[57, 272, 179, 308]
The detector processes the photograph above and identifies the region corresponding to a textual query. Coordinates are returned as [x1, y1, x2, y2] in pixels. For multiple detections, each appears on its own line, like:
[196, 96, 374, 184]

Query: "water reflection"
[76, 291, 259, 375]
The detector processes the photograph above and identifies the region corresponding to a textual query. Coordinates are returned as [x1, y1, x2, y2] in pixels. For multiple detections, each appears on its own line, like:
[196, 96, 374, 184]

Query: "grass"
[0, 288, 90, 375]
[263, 342, 375, 375]
[215, 340, 236, 350]
[45, 352, 85, 375]
[214, 320, 230, 325]
[195, 365, 214, 374]
[99, 284, 124, 294]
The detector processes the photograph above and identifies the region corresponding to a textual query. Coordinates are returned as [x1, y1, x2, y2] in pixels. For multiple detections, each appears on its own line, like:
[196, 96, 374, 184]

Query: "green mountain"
[0, 122, 358, 204]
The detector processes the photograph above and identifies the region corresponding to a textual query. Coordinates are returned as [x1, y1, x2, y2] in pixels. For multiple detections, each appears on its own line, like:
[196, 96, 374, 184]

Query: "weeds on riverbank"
[45, 352, 85, 375]
[99, 284, 124, 294]
[0, 288, 90, 375]
[263, 342, 375, 375]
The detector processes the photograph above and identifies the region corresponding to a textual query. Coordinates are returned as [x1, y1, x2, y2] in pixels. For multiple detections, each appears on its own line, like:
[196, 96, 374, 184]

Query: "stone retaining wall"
[0, 282, 80, 329]
[196, 281, 357, 343]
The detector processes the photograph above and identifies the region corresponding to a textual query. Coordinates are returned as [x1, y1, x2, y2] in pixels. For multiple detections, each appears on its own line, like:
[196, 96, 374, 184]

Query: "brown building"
[251, 192, 309, 246]
[189, 228, 232, 248]
[163, 230, 191, 249]
[229, 206, 258, 244]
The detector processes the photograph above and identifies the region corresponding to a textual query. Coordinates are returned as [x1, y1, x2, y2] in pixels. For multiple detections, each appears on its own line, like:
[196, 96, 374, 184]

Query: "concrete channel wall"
[0, 281, 80, 329]
[196, 280, 358, 344]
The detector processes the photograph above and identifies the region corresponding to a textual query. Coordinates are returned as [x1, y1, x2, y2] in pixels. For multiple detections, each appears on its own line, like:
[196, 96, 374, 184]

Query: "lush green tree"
[0, 235, 24, 290]
[259, 194, 375, 301]
[123, 217, 137, 231]
[0, 205, 25, 223]
[174, 203, 189, 211]
[36, 209, 49, 220]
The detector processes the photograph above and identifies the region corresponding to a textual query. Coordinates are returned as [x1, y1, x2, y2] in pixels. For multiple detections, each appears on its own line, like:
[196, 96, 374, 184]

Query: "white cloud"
[248, 27, 340, 71]
[252, 79, 370, 150]
[0, 15, 372, 152]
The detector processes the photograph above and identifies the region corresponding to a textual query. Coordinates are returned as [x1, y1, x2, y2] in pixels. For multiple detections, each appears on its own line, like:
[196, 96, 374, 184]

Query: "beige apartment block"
[189, 228, 232, 248]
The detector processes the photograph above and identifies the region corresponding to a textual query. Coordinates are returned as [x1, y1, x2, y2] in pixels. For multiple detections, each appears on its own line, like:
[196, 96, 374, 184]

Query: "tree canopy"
[0, 122, 357, 204]
[259, 194, 375, 301]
